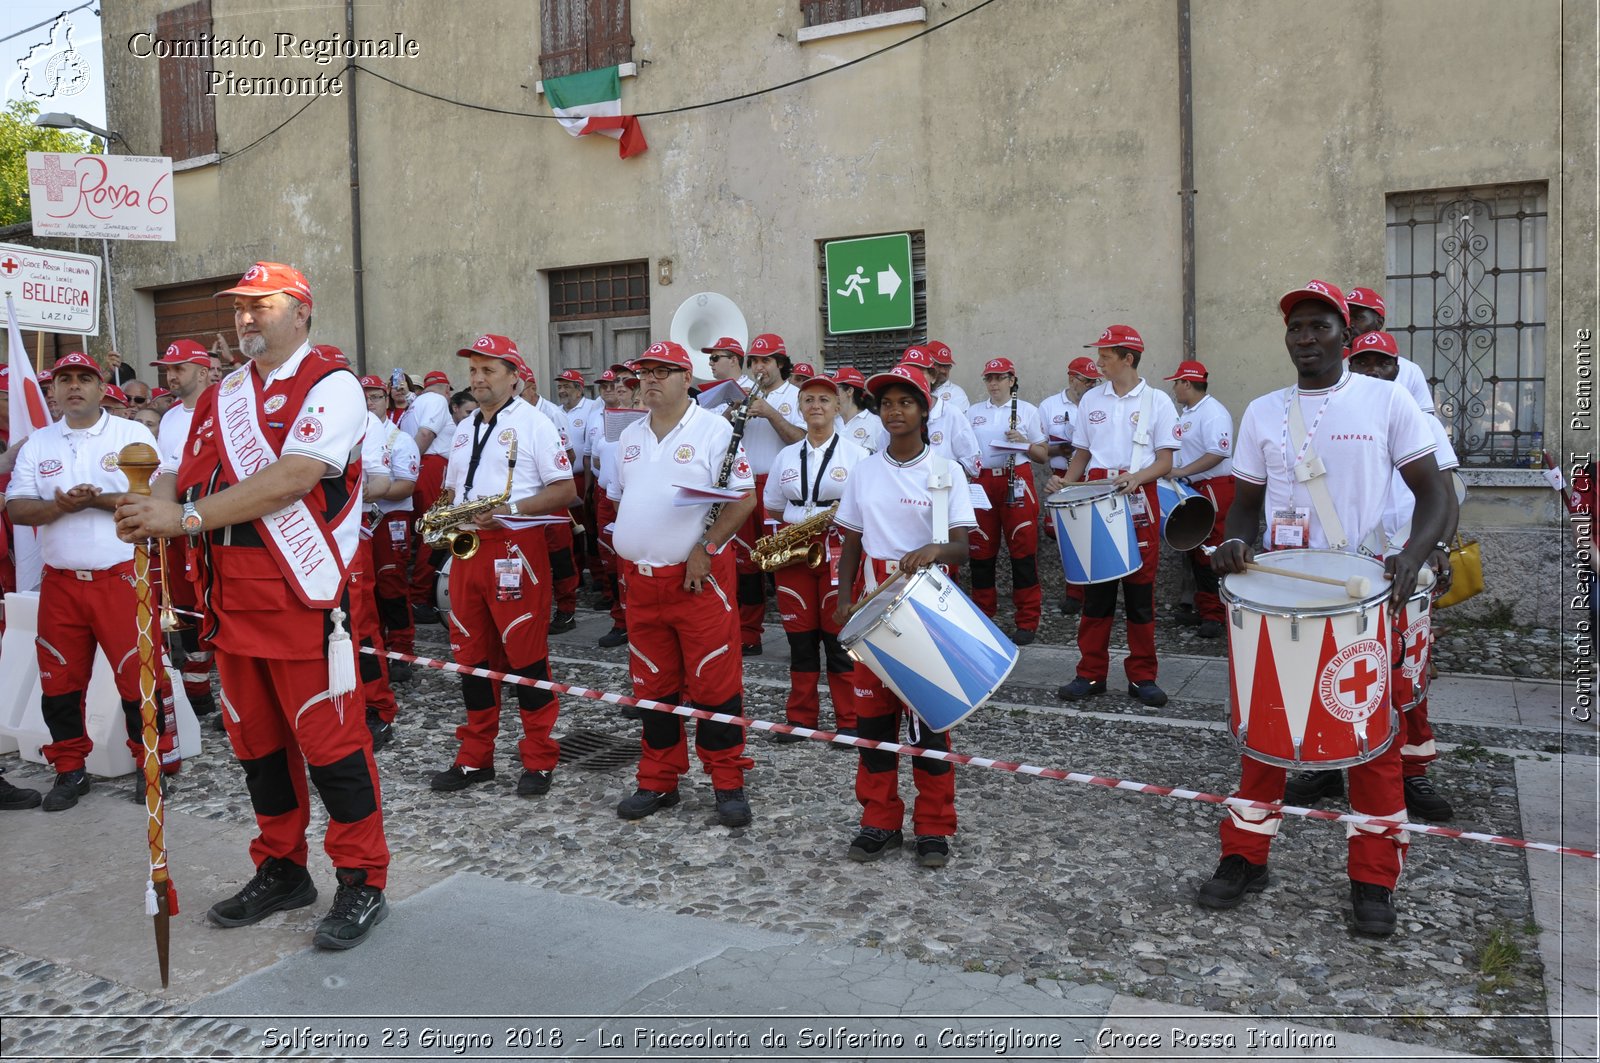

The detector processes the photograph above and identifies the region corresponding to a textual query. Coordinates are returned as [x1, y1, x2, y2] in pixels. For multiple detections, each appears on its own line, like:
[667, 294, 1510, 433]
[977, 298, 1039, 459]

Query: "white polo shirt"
[967, 397, 1046, 472]
[1174, 393, 1234, 480]
[1383, 410, 1460, 547]
[1036, 389, 1079, 470]
[444, 396, 573, 533]
[409, 390, 454, 457]
[837, 409, 884, 453]
[762, 432, 870, 524]
[533, 396, 574, 454]
[1074, 378, 1181, 473]
[614, 402, 755, 566]
[1233, 368, 1437, 552]
[563, 397, 600, 464]
[156, 399, 198, 478]
[935, 380, 970, 414]
[7, 410, 157, 570]
[928, 397, 982, 477]
[1396, 357, 1435, 415]
[740, 380, 805, 475]
[375, 418, 420, 515]
[261, 345, 368, 476]
[835, 445, 979, 562]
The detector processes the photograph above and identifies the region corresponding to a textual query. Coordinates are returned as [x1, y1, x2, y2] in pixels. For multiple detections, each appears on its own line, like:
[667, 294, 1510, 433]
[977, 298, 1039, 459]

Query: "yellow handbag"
[1434, 534, 1484, 609]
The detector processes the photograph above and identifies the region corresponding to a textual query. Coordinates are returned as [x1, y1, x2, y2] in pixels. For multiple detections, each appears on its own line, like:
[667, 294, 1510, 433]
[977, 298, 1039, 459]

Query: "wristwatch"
[181, 501, 204, 538]
[698, 536, 720, 556]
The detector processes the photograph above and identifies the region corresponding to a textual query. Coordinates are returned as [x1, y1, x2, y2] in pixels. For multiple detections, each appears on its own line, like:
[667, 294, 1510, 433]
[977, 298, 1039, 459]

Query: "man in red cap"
[1046, 325, 1179, 708]
[1038, 355, 1100, 613]
[585, 368, 642, 646]
[901, 345, 982, 478]
[1165, 359, 1235, 639]
[359, 377, 420, 688]
[926, 340, 970, 414]
[429, 334, 576, 798]
[421, 370, 451, 396]
[405, 363, 456, 626]
[612, 340, 757, 827]
[115, 262, 392, 950]
[8, 351, 179, 810]
[1198, 281, 1448, 936]
[703, 337, 751, 391]
[1345, 286, 1436, 418]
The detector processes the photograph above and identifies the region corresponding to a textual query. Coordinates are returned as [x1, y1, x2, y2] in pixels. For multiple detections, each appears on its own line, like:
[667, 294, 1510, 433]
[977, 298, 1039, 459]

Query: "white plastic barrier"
[0, 591, 202, 777]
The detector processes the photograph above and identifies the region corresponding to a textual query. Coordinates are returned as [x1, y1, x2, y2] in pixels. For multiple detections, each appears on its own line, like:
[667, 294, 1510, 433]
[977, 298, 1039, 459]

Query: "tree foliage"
[0, 99, 101, 227]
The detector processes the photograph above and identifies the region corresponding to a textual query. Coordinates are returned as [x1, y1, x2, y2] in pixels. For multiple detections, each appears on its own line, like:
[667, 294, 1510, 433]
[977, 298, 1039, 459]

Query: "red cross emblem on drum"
[1400, 616, 1431, 680]
[1318, 640, 1387, 723]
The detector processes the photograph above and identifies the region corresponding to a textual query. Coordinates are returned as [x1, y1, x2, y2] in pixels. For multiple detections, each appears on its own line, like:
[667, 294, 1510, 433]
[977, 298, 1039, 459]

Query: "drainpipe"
[346, 0, 367, 373]
[1177, 0, 1196, 358]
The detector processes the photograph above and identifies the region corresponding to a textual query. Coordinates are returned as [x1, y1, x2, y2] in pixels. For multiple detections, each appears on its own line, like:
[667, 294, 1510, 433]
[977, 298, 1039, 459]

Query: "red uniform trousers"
[580, 472, 607, 591]
[351, 538, 399, 725]
[970, 468, 1043, 632]
[1184, 475, 1236, 624]
[407, 454, 448, 607]
[773, 532, 856, 730]
[594, 493, 626, 629]
[624, 550, 753, 791]
[446, 528, 561, 772]
[371, 510, 415, 655]
[1075, 474, 1161, 683]
[731, 474, 769, 648]
[1220, 739, 1409, 889]
[216, 652, 390, 889]
[568, 471, 593, 587]
[1392, 583, 1438, 779]
[163, 536, 216, 710]
[37, 563, 178, 773]
[852, 559, 956, 836]
[543, 520, 579, 615]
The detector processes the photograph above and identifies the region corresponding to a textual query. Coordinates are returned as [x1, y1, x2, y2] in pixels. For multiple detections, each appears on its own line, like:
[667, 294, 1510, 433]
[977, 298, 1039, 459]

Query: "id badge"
[1126, 484, 1150, 521]
[1008, 477, 1027, 505]
[387, 519, 408, 544]
[827, 535, 841, 588]
[494, 558, 523, 601]
[1270, 506, 1312, 548]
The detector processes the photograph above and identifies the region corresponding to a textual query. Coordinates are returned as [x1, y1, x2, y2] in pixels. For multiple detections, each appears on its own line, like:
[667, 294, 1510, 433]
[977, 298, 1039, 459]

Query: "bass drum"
[434, 555, 453, 615]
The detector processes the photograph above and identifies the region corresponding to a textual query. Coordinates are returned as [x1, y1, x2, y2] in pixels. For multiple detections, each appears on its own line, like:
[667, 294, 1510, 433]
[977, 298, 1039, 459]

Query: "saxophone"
[417, 438, 518, 560]
[753, 503, 839, 571]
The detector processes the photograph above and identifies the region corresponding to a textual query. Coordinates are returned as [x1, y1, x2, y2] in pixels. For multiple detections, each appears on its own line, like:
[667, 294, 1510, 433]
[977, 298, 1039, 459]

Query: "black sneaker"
[1061, 595, 1082, 616]
[1128, 680, 1168, 707]
[207, 857, 318, 927]
[1196, 854, 1270, 909]
[715, 788, 752, 827]
[1012, 628, 1037, 646]
[1284, 769, 1344, 804]
[1403, 776, 1454, 821]
[188, 691, 217, 717]
[41, 770, 89, 812]
[0, 774, 41, 810]
[1174, 604, 1201, 627]
[313, 869, 388, 950]
[770, 728, 807, 744]
[1056, 677, 1106, 701]
[741, 643, 763, 657]
[915, 835, 951, 868]
[597, 627, 628, 648]
[617, 788, 680, 819]
[367, 710, 394, 753]
[516, 769, 553, 797]
[1197, 619, 1224, 639]
[388, 659, 414, 684]
[549, 611, 577, 634]
[412, 602, 440, 625]
[430, 764, 495, 792]
[847, 827, 903, 862]
[1350, 880, 1397, 936]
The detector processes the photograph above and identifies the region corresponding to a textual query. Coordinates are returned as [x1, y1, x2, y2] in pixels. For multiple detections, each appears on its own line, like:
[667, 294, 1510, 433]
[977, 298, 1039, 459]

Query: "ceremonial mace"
[116, 442, 177, 989]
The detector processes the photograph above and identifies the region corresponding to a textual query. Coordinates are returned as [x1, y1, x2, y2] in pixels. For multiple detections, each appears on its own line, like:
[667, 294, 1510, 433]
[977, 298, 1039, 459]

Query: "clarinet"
[703, 380, 766, 535]
[1004, 391, 1022, 506]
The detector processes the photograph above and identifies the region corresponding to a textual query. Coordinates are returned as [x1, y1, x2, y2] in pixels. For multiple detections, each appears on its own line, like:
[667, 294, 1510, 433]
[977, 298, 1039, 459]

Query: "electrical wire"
[0, 2, 99, 47]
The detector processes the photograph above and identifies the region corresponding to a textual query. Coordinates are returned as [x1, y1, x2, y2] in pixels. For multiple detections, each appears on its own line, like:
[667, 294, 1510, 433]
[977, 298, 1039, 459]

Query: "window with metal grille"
[816, 230, 927, 376]
[156, 0, 218, 161]
[548, 261, 650, 320]
[539, 0, 634, 80]
[1385, 183, 1548, 468]
[800, 0, 922, 28]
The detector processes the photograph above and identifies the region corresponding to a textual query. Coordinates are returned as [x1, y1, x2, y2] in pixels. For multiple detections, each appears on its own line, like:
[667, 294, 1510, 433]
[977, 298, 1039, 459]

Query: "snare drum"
[1154, 477, 1217, 552]
[435, 555, 453, 615]
[1221, 550, 1397, 768]
[1045, 483, 1140, 585]
[1391, 584, 1433, 711]
[839, 565, 1018, 732]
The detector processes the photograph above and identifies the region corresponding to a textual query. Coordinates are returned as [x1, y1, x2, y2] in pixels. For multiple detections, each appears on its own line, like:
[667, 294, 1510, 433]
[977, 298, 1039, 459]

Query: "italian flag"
[543, 65, 648, 159]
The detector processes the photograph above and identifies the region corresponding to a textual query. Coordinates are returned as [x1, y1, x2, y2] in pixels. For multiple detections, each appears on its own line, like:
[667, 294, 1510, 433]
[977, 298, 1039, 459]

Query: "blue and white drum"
[1044, 482, 1140, 584]
[1153, 477, 1217, 552]
[839, 566, 1018, 732]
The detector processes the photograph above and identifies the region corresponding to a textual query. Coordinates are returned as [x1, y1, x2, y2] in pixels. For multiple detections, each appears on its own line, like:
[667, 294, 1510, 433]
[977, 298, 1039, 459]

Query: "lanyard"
[1281, 385, 1336, 473]
[463, 406, 502, 496]
[798, 435, 840, 512]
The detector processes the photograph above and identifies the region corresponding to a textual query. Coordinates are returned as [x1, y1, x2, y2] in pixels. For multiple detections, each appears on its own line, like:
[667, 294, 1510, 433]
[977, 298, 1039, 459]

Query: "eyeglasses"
[636, 365, 684, 380]
[130, 396, 149, 404]
[708, 353, 738, 363]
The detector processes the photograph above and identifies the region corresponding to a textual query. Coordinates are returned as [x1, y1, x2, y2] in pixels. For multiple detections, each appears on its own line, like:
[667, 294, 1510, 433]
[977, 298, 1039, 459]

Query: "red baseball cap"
[928, 340, 954, 366]
[832, 366, 867, 389]
[310, 344, 349, 367]
[37, 369, 52, 384]
[748, 334, 786, 358]
[51, 351, 103, 379]
[1085, 325, 1144, 353]
[150, 386, 171, 399]
[1164, 360, 1209, 382]
[423, 370, 451, 388]
[866, 363, 931, 405]
[634, 340, 693, 370]
[702, 336, 745, 358]
[217, 262, 313, 308]
[797, 372, 838, 394]
[457, 334, 529, 377]
[1067, 356, 1101, 380]
[150, 339, 210, 367]
[900, 344, 936, 368]
[102, 384, 129, 407]
[359, 375, 387, 390]
[608, 362, 635, 375]
[556, 368, 585, 385]
[982, 357, 1016, 376]
[1347, 330, 1399, 359]
[596, 369, 640, 387]
[790, 362, 816, 380]
[1345, 286, 1386, 317]
[1279, 279, 1350, 324]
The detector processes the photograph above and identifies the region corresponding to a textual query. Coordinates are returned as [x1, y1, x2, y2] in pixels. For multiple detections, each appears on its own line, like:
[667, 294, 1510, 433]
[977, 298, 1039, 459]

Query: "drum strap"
[1129, 385, 1155, 472]
[1286, 393, 1349, 550]
[927, 455, 953, 545]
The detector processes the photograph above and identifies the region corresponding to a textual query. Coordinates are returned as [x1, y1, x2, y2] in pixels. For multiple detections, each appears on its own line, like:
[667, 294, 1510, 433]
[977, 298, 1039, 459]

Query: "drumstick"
[848, 569, 906, 617]
[1245, 561, 1372, 598]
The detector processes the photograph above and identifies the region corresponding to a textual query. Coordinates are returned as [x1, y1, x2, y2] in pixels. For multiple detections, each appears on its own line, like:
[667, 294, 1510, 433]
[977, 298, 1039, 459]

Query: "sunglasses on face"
[708, 353, 737, 363]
